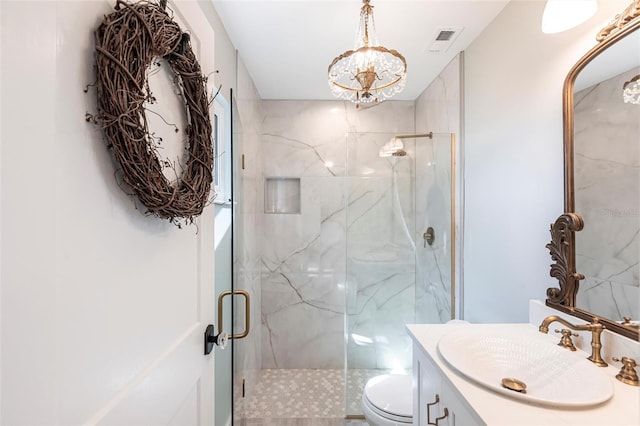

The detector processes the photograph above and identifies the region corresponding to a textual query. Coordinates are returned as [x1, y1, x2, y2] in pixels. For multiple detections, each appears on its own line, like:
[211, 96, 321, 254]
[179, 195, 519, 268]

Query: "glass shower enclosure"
[344, 132, 455, 416]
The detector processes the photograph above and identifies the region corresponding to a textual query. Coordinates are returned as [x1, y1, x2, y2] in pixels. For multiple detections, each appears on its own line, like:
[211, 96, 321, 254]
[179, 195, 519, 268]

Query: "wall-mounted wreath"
[90, 0, 214, 225]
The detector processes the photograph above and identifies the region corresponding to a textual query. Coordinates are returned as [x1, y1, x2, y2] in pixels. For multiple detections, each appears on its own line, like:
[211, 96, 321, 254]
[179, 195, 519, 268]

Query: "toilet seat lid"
[363, 374, 412, 418]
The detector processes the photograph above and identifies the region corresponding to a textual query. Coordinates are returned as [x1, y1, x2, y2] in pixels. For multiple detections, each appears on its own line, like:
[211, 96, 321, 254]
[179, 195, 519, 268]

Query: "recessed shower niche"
[264, 177, 301, 214]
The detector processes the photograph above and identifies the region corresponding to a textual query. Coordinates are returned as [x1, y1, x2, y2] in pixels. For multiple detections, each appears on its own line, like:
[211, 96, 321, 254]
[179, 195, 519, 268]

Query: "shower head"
[379, 137, 406, 157]
[379, 133, 434, 158]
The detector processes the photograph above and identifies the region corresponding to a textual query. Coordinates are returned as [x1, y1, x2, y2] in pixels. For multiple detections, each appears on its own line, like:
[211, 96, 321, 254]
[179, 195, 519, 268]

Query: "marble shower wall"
[414, 54, 463, 324]
[261, 101, 415, 369]
[574, 67, 640, 321]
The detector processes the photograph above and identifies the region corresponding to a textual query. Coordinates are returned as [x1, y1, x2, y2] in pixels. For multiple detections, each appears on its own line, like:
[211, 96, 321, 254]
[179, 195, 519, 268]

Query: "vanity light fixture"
[328, 0, 407, 106]
[623, 74, 640, 104]
[541, 0, 597, 34]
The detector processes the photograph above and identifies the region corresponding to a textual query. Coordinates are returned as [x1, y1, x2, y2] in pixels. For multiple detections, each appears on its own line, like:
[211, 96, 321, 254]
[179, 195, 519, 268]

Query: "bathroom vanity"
[407, 319, 640, 425]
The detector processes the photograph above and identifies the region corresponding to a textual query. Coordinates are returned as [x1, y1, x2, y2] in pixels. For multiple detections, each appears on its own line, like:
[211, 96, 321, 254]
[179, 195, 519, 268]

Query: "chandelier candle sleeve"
[623, 74, 640, 104]
[328, 0, 407, 105]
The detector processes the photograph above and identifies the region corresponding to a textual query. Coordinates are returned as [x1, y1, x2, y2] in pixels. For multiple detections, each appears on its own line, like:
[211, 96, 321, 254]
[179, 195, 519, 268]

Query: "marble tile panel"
[415, 55, 461, 135]
[577, 277, 639, 321]
[261, 299, 344, 368]
[260, 268, 346, 368]
[414, 54, 461, 321]
[346, 266, 415, 370]
[261, 176, 347, 368]
[262, 101, 349, 177]
[346, 132, 406, 178]
[415, 134, 453, 323]
[346, 177, 414, 255]
[345, 100, 415, 134]
[262, 178, 346, 271]
[415, 272, 453, 324]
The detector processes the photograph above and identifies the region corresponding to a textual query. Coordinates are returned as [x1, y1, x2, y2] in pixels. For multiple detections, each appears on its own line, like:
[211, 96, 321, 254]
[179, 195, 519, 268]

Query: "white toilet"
[361, 320, 469, 425]
[361, 374, 412, 425]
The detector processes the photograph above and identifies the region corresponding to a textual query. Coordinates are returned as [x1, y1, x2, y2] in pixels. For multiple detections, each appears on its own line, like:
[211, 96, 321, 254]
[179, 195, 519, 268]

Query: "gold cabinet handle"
[426, 394, 439, 425]
[218, 290, 250, 339]
[435, 407, 449, 426]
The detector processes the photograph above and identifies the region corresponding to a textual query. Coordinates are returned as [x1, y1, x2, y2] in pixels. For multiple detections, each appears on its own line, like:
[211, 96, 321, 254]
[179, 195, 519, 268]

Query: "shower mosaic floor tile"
[246, 369, 343, 418]
[243, 368, 386, 421]
[243, 419, 368, 426]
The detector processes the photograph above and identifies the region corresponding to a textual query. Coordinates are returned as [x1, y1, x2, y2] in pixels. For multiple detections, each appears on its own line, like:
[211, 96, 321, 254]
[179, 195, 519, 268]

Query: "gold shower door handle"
[217, 290, 251, 340]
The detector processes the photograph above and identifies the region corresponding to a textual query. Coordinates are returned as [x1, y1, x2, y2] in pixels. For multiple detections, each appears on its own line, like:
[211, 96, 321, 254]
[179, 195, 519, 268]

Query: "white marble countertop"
[406, 323, 640, 426]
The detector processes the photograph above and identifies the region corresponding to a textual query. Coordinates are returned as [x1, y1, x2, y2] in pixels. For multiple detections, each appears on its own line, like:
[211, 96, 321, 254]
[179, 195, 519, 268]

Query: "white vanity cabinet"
[413, 346, 480, 426]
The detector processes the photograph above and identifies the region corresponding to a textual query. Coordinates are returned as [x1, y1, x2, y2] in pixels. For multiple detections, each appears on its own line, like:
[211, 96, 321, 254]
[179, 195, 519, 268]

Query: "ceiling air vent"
[427, 27, 463, 53]
[436, 30, 456, 41]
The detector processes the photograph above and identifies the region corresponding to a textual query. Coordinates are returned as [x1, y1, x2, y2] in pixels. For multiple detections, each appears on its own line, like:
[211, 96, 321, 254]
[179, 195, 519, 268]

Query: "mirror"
[546, 1, 640, 340]
[574, 31, 639, 327]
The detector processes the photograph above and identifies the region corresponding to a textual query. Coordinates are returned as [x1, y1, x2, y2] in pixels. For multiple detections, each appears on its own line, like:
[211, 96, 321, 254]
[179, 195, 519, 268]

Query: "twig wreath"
[90, 0, 214, 225]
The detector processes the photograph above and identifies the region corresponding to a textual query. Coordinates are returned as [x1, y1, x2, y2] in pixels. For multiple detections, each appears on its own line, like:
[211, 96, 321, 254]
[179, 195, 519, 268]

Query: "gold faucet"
[539, 315, 607, 367]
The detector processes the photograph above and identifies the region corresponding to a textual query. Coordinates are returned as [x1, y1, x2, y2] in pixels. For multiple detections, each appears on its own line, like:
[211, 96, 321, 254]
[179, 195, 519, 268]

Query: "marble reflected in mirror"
[547, 1, 640, 340]
[573, 28, 639, 325]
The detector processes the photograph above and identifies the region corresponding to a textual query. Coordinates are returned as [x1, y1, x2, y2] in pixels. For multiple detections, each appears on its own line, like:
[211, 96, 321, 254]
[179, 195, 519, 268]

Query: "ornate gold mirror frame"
[546, 1, 640, 341]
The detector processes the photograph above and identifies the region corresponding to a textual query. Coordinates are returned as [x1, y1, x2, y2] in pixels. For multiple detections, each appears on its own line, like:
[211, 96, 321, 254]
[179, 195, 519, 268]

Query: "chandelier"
[328, 0, 407, 105]
[623, 74, 640, 105]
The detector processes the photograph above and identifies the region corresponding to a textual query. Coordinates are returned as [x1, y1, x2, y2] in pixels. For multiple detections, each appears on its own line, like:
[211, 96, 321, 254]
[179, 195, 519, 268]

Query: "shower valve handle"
[423, 227, 435, 247]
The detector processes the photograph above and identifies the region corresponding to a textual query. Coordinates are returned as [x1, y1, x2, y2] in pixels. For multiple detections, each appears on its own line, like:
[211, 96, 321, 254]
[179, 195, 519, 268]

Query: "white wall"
[463, 0, 630, 323]
[198, 0, 237, 96]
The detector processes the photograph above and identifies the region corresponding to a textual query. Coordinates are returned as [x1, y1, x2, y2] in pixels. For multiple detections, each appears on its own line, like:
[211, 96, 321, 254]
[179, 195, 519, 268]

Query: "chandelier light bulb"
[623, 74, 640, 105]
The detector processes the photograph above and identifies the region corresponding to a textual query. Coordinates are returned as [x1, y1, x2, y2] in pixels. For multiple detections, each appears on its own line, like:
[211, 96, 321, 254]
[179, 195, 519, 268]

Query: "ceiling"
[211, 0, 510, 101]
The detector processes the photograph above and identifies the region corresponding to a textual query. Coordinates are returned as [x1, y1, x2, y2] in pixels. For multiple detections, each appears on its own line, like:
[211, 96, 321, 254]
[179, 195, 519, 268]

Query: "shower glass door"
[214, 92, 233, 426]
[414, 133, 456, 324]
[344, 132, 454, 417]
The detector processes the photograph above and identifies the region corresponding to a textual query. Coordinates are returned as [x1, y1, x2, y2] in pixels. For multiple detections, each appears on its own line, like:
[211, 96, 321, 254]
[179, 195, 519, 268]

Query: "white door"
[1, 0, 218, 424]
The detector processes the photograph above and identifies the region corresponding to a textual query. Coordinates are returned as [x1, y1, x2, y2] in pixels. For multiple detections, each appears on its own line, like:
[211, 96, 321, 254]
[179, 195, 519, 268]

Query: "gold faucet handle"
[621, 317, 640, 329]
[554, 328, 578, 351]
[611, 357, 639, 387]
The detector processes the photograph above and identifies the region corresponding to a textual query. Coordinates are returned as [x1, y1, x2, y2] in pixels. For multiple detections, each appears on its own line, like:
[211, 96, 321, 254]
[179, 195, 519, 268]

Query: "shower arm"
[393, 132, 433, 140]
